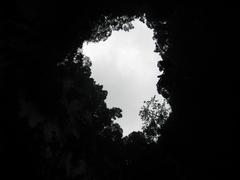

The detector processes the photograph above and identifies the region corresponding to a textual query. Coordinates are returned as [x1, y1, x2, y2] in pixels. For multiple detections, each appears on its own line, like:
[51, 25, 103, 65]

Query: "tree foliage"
[89, 15, 135, 43]
[23, 49, 125, 179]
[139, 95, 171, 142]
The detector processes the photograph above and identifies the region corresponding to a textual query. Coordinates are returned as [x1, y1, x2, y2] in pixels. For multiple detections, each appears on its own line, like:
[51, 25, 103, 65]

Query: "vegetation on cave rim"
[63, 13, 172, 139]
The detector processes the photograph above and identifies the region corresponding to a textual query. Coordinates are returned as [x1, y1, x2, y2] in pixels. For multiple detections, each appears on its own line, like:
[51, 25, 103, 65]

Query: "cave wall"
[1, 1, 235, 179]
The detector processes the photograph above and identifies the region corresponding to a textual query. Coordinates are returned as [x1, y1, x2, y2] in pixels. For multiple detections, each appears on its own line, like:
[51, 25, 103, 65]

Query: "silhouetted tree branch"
[139, 95, 171, 142]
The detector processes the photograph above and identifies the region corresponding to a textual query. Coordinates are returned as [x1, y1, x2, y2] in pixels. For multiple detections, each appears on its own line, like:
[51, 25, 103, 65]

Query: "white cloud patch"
[82, 19, 164, 136]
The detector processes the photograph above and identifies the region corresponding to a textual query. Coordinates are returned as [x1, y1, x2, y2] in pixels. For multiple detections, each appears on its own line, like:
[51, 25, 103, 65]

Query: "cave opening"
[81, 15, 171, 137]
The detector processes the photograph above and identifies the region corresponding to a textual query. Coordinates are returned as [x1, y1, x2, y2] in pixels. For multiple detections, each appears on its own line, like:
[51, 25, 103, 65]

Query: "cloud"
[82, 19, 163, 136]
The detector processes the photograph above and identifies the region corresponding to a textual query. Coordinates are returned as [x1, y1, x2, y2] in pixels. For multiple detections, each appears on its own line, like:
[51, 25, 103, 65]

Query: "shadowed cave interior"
[1, 1, 234, 180]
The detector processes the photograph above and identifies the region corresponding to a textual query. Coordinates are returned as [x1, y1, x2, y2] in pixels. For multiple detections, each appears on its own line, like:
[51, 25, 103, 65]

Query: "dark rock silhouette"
[1, 1, 235, 180]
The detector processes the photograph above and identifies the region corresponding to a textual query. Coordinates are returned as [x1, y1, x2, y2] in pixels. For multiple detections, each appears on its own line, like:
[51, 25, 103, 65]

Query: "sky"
[82, 19, 164, 136]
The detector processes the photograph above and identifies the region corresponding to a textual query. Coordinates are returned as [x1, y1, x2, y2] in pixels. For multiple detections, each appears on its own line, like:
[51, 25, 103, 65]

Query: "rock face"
[1, 1, 234, 180]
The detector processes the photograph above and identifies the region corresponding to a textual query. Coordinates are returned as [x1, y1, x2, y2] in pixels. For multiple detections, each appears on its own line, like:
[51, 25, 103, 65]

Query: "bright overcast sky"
[82, 19, 164, 136]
